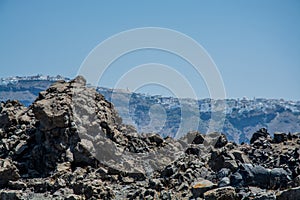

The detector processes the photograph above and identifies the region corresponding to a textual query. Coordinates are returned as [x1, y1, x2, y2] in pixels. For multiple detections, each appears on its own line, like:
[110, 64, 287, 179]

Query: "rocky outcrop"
[0, 76, 299, 199]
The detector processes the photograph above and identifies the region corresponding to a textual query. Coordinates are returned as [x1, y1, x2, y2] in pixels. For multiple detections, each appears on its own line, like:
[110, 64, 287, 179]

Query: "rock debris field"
[0, 76, 300, 199]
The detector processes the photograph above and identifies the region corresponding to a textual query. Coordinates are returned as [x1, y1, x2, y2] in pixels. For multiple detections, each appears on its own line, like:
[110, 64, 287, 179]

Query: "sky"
[0, 0, 299, 100]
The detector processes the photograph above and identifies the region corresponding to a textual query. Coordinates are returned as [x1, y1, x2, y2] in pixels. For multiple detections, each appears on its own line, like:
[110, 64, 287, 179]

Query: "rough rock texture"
[0, 158, 20, 187]
[0, 76, 299, 199]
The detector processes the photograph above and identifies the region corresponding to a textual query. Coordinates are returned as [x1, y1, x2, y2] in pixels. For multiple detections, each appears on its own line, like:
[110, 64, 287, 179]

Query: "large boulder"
[0, 158, 20, 187]
[231, 164, 290, 189]
[273, 132, 288, 143]
[203, 186, 239, 200]
[214, 134, 228, 148]
[250, 128, 271, 144]
[209, 149, 238, 171]
[0, 189, 22, 200]
[277, 186, 300, 200]
[191, 179, 217, 198]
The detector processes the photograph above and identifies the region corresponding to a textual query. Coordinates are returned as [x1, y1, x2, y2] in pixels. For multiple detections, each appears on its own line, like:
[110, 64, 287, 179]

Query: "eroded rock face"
[0, 76, 299, 199]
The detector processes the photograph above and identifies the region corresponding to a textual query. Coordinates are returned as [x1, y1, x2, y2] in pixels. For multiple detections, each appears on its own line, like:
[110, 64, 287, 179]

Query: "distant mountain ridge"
[1, 75, 299, 143]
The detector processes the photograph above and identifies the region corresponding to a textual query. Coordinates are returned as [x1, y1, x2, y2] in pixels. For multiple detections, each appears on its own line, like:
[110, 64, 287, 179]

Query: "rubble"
[0, 76, 299, 199]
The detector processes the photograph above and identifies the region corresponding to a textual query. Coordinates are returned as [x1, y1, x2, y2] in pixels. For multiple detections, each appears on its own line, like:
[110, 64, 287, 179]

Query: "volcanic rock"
[250, 128, 271, 144]
[277, 186, 300, 200]
[203, 186, 239, 200]
[0, 76, 299, 199]
[0, 159, 20, 186]
[191, 179, 217, 198]
[273, 132, 288, 143]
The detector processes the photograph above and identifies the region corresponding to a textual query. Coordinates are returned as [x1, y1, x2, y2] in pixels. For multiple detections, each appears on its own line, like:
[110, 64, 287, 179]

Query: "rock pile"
[0, 76, 300, 199]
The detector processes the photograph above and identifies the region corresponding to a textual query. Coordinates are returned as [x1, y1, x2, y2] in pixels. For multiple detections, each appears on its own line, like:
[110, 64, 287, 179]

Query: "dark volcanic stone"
[217, 168, 231, 179]
[273, 132, 288, 143]
[218, 177, 230, 187]
[277, 186, 300, 200]
[250, 128, 270, 144]
[214, 134, 228, 148]
[0, 159, 20, 187]
[230, 172, 243, 187]
[192, 133, 205, 144]
[203, 186, 239, 200]
[185, 146, 200, 156]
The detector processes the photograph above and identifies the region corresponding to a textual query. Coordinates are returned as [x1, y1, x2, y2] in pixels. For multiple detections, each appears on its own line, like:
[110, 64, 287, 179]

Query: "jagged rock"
[148, 134, 164, 146]
[192, 133, 205, 144]
[230, 172, 243, 187]
[277, 186, 300, 200]
[224, 159, 238, 171]
[0, 189, 22, 200]
[209, 149, 238, 171]
[217, 168, 231, 179]
[269, 168, 291, 189]
[204, 132, 227, 148]
[250, 128, 271, 144]
[29, 179, 54, 193]
[71, 75, 86, 86]
[73, 139, 97, 166]
[239, 164, 270, 188]
[294, 175, 300, 187]
[218, 177, 230, 187]
[182, 131, 205, 144]
[245, 187, 276, 200]
[0, 159, 20, 187]
[232, 164, 290, 189]
[273, 132, 288, 143]
[203, 186, 239, 200]
[7, 181, 26, 190]
[185, 146, 201, 156]
[161, 165, 176, 178]
[14, 141, 27, 155]
[231, 149, 251, 163]
[253, 193, 276, 200]
[149, 178, 163, 190]
[214, 134, 228, 148]
[65, 194, 84, 200]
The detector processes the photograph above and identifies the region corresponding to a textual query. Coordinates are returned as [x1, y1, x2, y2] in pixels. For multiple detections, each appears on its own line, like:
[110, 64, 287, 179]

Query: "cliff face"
[0, 77, 300, 199]
[1, 76, 300, 144]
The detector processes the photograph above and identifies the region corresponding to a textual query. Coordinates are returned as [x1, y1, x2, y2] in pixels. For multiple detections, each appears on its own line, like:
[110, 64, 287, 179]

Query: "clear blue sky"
[0, 0, 299, 100]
